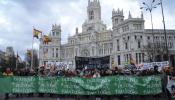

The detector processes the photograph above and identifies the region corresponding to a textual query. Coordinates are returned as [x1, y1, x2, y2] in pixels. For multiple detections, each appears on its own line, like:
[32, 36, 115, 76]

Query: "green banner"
[12, 76, 37, 93]
[0, 76, 162, 95]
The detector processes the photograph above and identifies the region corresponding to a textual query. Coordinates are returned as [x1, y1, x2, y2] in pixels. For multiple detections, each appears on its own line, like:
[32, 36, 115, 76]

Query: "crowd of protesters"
[2, 64, 172, 78]
[1, 64, 175, 100]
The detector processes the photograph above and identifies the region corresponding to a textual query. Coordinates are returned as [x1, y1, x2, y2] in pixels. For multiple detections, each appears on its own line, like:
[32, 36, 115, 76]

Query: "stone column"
[140, 53, 142, 63]
[120, 54, 125, 67]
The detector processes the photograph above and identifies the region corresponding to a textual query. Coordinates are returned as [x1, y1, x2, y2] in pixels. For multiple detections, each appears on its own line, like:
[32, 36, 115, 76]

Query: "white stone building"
[5, 47, 14, 57]
[39, 0, 175, 69]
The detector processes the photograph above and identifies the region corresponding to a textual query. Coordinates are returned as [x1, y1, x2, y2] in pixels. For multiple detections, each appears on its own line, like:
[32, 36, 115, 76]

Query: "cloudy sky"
[0, 0, 175, 59]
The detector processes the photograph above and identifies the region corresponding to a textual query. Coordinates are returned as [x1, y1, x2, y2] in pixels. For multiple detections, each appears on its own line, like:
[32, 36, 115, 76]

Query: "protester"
[93, 69, 100, 78]
[19, 68, 26, 76]
[47, 66, 57, 98]
[1, 62, 173, 100]
[28, 69, 36, 97]
[165, 67, 175, 100]
[28, 69, 36, 76]
[13, 68, 21, 98]
[38, 66, 46, 97]
[160, 67, 169, 99]
[0, 69, 3, 77]
[154, 65, 161, 74]
[39, 66, 45, 77]
[3, 67, 13, 76]
[48, 66, 57, 76]
[57, 69, 64, 77]
[14, 68, 20, 76]
[3, 67, 13, 100]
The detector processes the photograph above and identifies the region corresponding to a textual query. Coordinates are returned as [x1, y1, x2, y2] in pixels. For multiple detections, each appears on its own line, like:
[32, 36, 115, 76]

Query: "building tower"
[5, 47, 14, 57]
[87, 0, 101, 21]
[39, 24, 61, 66]
[51, 24, 61, 62]
[51, 24, 61, 46]
[82, 0, 106, 32]
[50, 24, 61, 62]
[112, 9, 124, 29]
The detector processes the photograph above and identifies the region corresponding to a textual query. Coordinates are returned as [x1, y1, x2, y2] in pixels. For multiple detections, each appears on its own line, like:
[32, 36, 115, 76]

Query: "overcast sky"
[0, 0, 175, 59]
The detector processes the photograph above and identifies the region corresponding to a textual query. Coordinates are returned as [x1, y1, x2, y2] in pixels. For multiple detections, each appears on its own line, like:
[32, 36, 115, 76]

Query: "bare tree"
[143, 41, 166, 62]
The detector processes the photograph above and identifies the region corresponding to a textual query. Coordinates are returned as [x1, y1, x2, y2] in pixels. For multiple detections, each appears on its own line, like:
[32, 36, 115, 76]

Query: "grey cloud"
[0, 0, 86, 59]
[0, 0, 174, 60]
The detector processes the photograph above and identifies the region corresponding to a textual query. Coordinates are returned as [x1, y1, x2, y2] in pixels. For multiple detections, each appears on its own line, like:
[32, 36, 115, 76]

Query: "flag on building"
[27, 50, 32, 57]
[33, 28, 42, 39]
[43, 35, 52, 44]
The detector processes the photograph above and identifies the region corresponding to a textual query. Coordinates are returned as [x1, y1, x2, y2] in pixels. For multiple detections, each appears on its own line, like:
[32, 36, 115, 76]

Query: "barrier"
[0, 76, 162, 95]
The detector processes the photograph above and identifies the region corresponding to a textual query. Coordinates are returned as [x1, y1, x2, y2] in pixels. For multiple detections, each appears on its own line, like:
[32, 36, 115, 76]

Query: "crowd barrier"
[0, 75, 162, 95]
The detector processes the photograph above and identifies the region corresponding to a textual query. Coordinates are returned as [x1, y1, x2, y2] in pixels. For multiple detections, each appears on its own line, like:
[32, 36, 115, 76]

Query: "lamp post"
[145, 0, 169, 62]
[157, 0, 169, 61]
[140, 1, 159, 62]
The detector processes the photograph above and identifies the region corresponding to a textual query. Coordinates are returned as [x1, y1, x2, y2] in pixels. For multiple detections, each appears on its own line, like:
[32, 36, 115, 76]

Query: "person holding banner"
[3, 67, 13, 100]
[38, 66, 46, 97]
[154, 65, 161, 74]
[13, 69, 21, 98]
[166, 67, 175, 100]
[153, 65, 161, 100]
[28, 69, 36, 97]
[93, 69, 101, 78]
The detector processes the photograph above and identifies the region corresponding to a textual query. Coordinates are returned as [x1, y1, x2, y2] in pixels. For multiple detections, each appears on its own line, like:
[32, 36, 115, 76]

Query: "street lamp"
[140, 1, 159, 62]
[157, 0, 169, 61]
[141, 0, 169, 62]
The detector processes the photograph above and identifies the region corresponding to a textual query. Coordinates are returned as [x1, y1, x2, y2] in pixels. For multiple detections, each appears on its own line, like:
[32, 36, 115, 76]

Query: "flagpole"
[31, 27, 34, 70]
[39, 32, 43, 68]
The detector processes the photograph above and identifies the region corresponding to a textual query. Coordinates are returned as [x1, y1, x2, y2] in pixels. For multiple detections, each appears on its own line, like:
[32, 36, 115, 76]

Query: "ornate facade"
[39, 0, 175, 69]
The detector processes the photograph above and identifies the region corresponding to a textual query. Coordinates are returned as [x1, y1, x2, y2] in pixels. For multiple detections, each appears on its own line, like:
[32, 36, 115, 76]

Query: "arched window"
[117, 39, 120, 51]
[56, 48, 58, 58]
[89, 10, 94, 20]
[81, 49, 90, 57]
[52, 48, 54, 57]
[125, 42, 128, 49]
[115, 18, 118, 24]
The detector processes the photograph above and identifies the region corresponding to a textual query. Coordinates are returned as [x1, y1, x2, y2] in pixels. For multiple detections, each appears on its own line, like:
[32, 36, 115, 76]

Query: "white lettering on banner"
[3, 76, 161, 95]
[12, 77, 36, 93]
[38, 77, 57, 93]
[142, 61, 169, 69]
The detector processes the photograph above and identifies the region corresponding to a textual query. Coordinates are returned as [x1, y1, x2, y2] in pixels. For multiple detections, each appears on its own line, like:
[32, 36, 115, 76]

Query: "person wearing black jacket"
[154, 65, 161, 74]
[153, 65, 161, 100]
[13, 69, 21, 98]
[28, 69, 36, 97]
[38, 66, 45, 97]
